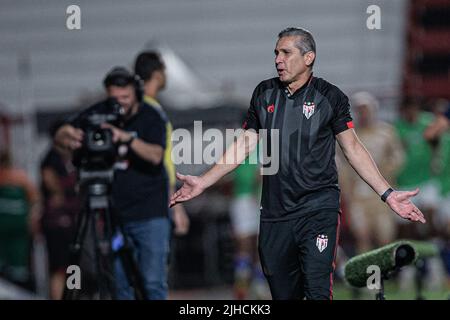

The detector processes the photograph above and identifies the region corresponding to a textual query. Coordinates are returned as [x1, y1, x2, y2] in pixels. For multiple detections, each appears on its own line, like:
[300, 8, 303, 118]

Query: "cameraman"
[54, 67, 170, 300]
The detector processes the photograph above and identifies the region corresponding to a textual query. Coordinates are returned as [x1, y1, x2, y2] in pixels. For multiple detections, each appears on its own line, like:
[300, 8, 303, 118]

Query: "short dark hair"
[134, 51, 165, 82]
[103, 66, 135, 89]
[278, 27, 316, 67]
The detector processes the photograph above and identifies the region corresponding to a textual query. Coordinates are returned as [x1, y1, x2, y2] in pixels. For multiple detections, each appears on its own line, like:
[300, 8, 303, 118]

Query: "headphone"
[103, 66, 143, 102]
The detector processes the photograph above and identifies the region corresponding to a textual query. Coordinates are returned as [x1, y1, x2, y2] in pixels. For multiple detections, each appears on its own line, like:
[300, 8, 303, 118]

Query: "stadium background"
[0, 0, 449, 299]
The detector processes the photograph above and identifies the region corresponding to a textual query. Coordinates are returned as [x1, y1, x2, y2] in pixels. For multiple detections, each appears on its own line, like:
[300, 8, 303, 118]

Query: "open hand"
[55, 124, 84, 150]
[386, 188, 426, 223]
[169, 173, 206, 208]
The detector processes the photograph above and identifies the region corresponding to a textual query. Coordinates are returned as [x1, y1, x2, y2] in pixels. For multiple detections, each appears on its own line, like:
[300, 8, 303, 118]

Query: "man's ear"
[154, 70, 164, 83]
[155, 70, 167, 89]
[304, 51, 316, 67]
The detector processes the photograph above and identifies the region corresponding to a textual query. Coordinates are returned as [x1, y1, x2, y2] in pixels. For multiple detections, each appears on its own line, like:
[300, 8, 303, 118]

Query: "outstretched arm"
[101, 123, 163, 165]
[336, 128, 425, 223]
[170, 129, 259, 207]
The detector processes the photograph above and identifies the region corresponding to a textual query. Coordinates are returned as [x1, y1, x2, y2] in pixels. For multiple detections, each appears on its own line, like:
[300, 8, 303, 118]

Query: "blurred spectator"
[39, 122, 80, 299]
[229, 150, 268, 299]
[338, 92, 404, 253]
[0, 149, 40, 285]
[425, 101, 450, 236]
[394, 98, 439, 238]
[424, 100, 450, 142]
[134, 51, 190, 237]
[424, 100, 450, 288]
[435, 117, 450, 288]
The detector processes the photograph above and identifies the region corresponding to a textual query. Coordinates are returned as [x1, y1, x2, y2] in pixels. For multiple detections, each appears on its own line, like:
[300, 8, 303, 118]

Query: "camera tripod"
[63, 169, 147, 300]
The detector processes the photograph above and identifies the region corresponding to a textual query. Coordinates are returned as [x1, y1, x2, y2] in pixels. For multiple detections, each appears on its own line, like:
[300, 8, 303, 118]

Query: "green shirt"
[394, 112, 434, 188]
[233, 151, 260, 197]
[436, 132, 450, 196]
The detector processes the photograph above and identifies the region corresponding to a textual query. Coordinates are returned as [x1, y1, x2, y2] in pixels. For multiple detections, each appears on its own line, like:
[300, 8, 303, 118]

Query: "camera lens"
[93, 130, 106, 146]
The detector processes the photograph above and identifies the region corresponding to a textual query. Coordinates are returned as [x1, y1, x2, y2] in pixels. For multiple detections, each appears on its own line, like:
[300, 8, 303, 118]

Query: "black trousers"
[258, 209, 340, 300]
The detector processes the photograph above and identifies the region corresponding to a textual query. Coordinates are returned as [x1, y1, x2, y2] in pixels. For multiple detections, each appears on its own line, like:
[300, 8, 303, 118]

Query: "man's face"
[107, 85, 137, 116]
[275, 36, 311, 84]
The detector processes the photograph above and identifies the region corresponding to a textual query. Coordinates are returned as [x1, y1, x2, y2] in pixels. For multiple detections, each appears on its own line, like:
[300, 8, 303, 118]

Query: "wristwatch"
[381, 187, 394, 202]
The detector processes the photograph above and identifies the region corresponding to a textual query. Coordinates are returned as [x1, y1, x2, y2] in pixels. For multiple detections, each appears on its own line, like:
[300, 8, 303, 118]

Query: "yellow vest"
[143, 95, 176, 188]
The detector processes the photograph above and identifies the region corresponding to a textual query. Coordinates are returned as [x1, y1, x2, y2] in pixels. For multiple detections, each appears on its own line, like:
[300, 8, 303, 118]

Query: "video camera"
[73, 97, 125, 175]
